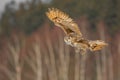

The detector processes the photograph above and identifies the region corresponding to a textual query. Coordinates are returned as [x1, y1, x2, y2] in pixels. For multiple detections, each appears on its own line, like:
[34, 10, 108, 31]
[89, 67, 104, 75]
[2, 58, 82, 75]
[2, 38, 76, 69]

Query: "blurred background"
[0, 0, 120, 80]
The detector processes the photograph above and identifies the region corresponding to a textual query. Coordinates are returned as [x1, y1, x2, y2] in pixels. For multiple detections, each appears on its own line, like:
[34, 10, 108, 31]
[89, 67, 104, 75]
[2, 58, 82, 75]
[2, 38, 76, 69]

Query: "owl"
[46, 8, 107, 55]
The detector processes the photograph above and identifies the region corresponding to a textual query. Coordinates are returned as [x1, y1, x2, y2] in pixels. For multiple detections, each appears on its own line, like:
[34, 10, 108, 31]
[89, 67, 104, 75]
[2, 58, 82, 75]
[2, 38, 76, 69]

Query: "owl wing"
[89, 40, 108, 51]
[46, 8, 82, 37]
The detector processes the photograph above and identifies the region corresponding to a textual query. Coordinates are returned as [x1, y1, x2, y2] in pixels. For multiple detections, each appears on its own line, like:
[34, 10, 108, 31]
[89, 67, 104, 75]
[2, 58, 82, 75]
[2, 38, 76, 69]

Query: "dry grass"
[0, 19, 119, 80]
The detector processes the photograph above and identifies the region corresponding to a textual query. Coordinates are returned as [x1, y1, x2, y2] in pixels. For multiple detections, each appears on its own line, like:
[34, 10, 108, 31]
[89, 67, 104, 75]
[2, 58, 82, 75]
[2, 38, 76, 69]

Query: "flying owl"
[46, 8, 107, 55]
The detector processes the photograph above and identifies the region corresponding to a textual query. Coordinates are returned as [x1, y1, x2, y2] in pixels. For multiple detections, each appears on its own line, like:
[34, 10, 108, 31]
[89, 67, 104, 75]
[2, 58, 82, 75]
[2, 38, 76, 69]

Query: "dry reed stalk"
[0, 65, 14, 80]
[74, 52, 80, 80]
[107, 48, 114, 80]
[46, 34, 58, 80]
[117, 36, 120, 80]
[80, 55, 87, 80]
[57, 33, 70, 80]
[24, 37, 43, 80]
[97, 22, 107, 80]
[33, 38, 42, 80]
[95, 52, 102, 80]
[25, 51, 37, 73]
[7, 35, 24, 80]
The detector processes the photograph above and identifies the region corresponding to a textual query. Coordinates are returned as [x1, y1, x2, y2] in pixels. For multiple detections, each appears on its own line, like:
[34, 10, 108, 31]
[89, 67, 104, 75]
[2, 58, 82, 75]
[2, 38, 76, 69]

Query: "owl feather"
[46, 8, 82, 36]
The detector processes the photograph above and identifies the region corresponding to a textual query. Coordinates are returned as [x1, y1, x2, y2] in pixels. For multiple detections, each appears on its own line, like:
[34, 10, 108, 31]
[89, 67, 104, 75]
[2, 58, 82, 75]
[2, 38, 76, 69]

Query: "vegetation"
[1, 25, 120, 80]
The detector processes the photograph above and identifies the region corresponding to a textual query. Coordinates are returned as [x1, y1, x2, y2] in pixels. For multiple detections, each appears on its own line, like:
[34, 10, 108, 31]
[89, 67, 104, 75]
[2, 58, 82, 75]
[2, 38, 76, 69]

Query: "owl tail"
[88, 40, 108, 51]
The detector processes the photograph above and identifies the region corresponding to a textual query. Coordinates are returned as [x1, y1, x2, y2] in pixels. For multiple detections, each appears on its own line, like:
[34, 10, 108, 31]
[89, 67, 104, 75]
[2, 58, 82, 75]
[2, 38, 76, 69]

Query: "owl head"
[64, 36, 75, 47]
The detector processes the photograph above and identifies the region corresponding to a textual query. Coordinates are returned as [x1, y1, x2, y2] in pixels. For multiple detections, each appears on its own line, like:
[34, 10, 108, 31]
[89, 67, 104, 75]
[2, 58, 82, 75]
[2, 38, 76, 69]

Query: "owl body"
[46, 8, 108, 54]
[64, 34, 89, 54]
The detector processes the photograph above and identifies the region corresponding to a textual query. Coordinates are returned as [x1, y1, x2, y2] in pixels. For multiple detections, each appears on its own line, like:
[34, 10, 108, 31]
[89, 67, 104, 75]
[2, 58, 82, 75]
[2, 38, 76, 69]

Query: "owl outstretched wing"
[46, 8, 82, 37]
[89, 40, 108, 51]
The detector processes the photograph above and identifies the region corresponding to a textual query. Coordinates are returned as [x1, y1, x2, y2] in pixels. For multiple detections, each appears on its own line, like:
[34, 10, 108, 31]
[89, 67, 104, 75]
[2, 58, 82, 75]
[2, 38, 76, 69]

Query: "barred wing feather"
[46, 8, 82, 36]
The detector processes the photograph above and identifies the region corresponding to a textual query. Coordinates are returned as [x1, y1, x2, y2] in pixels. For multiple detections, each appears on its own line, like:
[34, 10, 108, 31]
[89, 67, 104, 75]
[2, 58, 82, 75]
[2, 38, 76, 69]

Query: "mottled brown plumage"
[46, 8, 108, 54]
